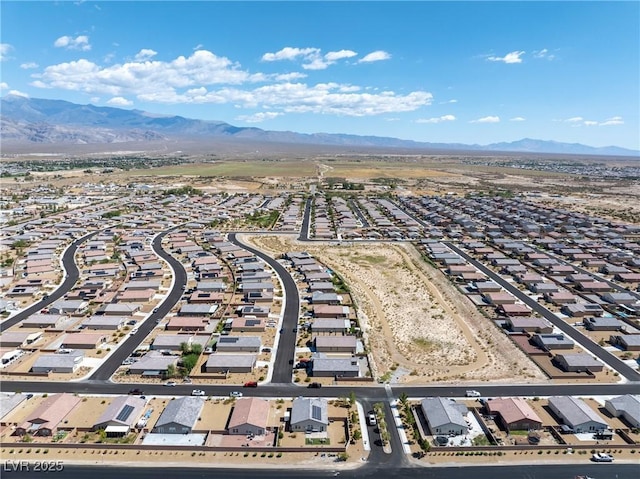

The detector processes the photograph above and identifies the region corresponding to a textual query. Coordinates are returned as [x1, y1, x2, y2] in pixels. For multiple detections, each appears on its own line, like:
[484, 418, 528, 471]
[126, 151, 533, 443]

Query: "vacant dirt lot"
[245, 235, 547, 385]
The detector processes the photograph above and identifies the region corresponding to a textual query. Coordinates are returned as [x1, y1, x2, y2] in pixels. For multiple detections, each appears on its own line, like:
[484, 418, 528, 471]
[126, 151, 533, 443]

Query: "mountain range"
[1, 95, 637, 157]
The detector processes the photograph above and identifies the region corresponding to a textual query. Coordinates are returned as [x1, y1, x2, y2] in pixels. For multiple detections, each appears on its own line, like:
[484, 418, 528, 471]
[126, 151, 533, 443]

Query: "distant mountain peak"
[1, 95, 638, 157]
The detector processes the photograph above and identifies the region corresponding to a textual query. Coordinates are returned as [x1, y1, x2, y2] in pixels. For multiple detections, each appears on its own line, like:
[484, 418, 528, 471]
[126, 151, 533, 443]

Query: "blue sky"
[1, 1, 639, 150]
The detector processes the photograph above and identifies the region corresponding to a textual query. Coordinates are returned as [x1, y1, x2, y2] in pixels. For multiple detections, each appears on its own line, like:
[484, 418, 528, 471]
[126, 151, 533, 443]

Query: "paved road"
[4, 378, 639, 400]
[299, 196, 312, 241]
[348, 199, 371, 228]
[0, 231, 100, 333]
[88, 227, 187, 381]
[445, 241, 640, 382]
[228, 233, 300, 383]
[2, 463, 638, 479]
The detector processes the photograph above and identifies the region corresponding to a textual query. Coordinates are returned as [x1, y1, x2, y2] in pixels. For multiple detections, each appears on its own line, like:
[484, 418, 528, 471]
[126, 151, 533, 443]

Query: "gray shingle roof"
[154, 397, 204, 429]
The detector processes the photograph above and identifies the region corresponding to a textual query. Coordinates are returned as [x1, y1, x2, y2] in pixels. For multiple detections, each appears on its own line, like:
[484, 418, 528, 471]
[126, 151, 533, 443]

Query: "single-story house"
[532, 333, 574, 350]
[311, 357, 359, 377]
[178, 304, 219, 316]
[60, 333, 107, 349]
[80, 315, 126, 331]
[290, 397, 329, 433]
[21, 314, 65, 329]
[128, 354, 178, 376]
[553, 353, 604, 373]
[311, 319, 351, 334]
[487, 398, 543, 432]
[93, 395, 146, 436]
[0, 331, 42, 348]
[584, 316, 621, 331]
[609, 334, 640, 351]
[313, 305, 350, 318]
[561, 303, 604, 317]
[48, 300, 88, 315]
[31, 352, 84, 374]
[227, 397, 270, 436]
[314, 335, 357, 354]
[204, 354, 256, 373]
[166, 316, 212, 331]
[604, 395, 640, 428]
[15, 393, 81, 437]
[548, 396, 609, 433]
[420, 397, 468, 436]
[230, 317, 266, 332]
[151, 334, 209, 351]
[96, 303, 142, 316]
[216, 336, 262, 353]
[506, 317, 553, 334]
[153, 397, 204, 434]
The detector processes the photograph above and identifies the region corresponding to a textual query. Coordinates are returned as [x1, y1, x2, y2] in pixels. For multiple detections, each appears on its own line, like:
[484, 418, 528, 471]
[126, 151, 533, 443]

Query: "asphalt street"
[228, 232, 300, 383]
[88, 226, 188, 381]
[299, 196, 313, 241]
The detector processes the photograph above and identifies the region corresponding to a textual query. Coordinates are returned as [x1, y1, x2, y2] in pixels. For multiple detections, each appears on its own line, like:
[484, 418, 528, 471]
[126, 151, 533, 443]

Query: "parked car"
[367, 413, 377, 426]
[191, 389, 206, 396]
[465, 390, 481, 397]
[128, 389, 144, 395]
[243, 381, 258, 388]
[591, 453, 614, 462]
[307, 382, 322, 389]
[230, 391, 243, 398]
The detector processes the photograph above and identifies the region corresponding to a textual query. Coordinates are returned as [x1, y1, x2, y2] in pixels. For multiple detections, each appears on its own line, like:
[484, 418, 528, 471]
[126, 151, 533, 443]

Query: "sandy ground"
[244, 234, 547, 384]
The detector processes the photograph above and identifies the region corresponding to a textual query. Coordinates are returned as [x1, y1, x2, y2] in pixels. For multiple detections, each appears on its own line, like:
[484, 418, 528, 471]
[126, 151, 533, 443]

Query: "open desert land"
[244, 234, 547, 385]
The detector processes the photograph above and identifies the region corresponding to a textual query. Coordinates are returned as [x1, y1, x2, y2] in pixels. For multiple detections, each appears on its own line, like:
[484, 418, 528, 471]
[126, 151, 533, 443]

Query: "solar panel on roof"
[246, 319, 260, 326]
[311, 405, 322, 421]
[116, 404, 135, 422]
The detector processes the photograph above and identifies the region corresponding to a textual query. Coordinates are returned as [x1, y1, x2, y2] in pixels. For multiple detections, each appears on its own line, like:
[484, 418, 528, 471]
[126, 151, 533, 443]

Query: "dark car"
[128, 388, 144, 395]
[307, 382, 322, 389]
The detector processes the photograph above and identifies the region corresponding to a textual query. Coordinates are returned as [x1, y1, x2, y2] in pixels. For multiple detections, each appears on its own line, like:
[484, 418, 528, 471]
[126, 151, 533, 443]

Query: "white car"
[164, 381, 177, 387]
[191, 389, 205, 396]
[367, 413, 377, 426]
[465, 390, 481, 397]
[591, 452, 614, 462]
[229, 391, 243, 398]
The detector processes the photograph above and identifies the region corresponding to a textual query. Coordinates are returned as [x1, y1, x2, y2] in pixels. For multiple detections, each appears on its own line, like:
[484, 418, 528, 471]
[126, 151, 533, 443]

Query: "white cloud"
[533, 48, 556, 60]
[439, 99, 457, 104]
[54, 35, 91, 51]
[470, 115, 500, 123]
[487, 51, 525, 64]
[236, 111, 282, 123]
[106, 96, 133, 106]
[20, 62, 39, 69]
[261, 47, 320, 62]
[302, 58, 331, 70]
[8, 89, 29, 97]
[193, 44, 204, 51]
[324, 50, 357, 61]
[274, 72, 307, 81]
[0, 43, 13, 61]
[509, 117, 526, 122]
[134, 49, 158, 61]
[416, 114, 456, 124]
[600, 116, 624, 126]
[358, 50, 392, 63]
[0, 82, 9, 90]
[560, 115, 624, 127]
[32, 49, 433, 117]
